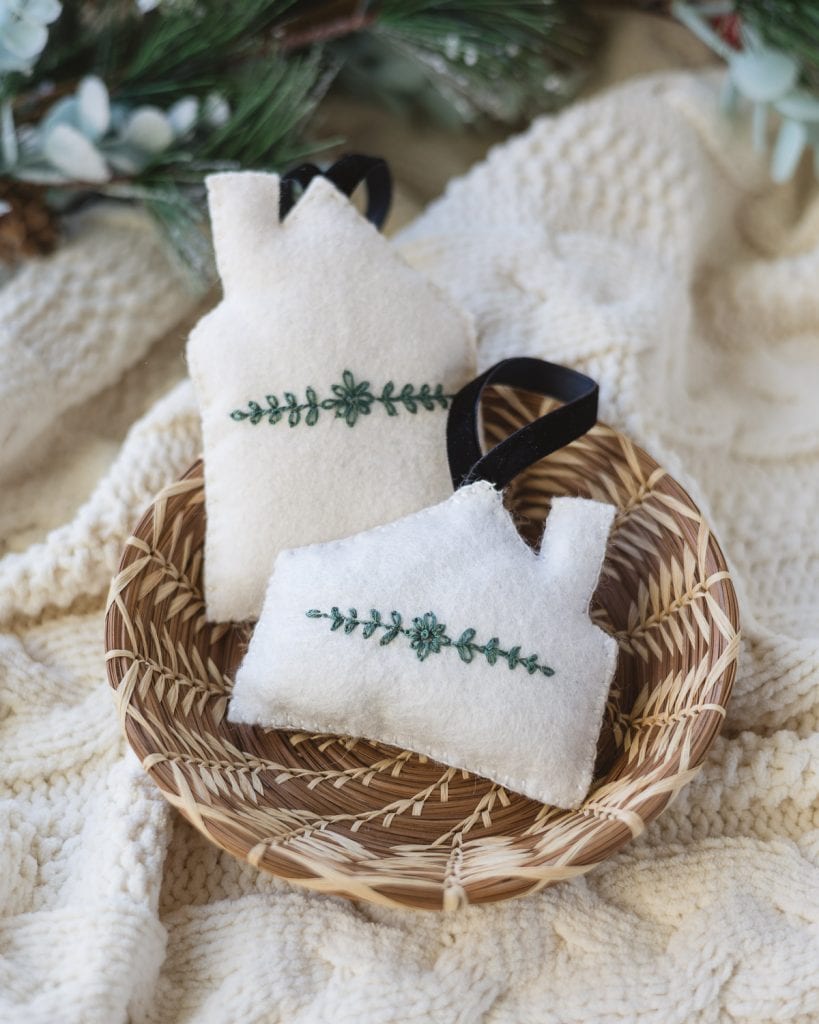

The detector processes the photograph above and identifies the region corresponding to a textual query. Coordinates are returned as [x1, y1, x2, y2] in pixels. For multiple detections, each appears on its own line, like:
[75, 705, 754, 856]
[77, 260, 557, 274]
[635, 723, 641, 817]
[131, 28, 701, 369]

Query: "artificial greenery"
[673, 1, 819, 182]
[736, 0, 819, 88]
[3, 0, 819, 275]
[335, 0, 596, 125]
[0, 0, 597, 276]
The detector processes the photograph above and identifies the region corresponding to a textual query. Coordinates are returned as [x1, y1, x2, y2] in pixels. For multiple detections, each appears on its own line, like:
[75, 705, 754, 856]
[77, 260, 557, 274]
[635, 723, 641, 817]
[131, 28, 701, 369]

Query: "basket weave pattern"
[105, 390, 739, 911]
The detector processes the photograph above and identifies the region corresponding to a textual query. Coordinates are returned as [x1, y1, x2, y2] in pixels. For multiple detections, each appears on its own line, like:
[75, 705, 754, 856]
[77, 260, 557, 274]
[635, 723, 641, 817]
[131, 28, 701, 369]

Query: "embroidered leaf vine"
[305, 608, 555, 676]
[231, 370, 454, 428]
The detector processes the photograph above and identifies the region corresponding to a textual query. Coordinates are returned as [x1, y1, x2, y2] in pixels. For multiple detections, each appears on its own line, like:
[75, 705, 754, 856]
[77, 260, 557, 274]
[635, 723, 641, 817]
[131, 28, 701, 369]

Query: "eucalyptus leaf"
[203, 92, 230, 128]
[77, 76, 110, 140]
[102, 142, 145, 175]
[168, 96, 199, 137]
[43, 123, 109, 183]
[1, 17, 47, 62]
[123, 107, 174, 154]
[40, 96, 79, 137]
[771, 118, 808, 182]
[13, 163, 70, 184]
[1, 101, 17, 167]
[26, 0, 61, 23]
[730, 47, 798, 103]
[775, 90, 819, 123]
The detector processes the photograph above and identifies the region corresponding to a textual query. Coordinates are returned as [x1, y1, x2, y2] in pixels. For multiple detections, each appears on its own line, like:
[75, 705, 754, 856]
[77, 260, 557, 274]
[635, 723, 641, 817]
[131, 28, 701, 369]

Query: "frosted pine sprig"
[231, 371, 453, 428]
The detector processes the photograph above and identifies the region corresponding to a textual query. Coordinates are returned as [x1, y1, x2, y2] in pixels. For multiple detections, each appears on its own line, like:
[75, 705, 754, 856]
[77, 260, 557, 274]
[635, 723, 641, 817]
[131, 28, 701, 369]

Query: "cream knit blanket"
[1, 72, 818, 1024]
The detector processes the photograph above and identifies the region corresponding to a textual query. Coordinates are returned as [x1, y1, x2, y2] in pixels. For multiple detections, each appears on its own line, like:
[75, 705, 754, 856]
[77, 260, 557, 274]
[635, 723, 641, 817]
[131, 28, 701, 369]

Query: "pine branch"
[26, 1, 107, 89]
[280, 10, 377, 50]
[104, 180, 214, 285]
[120, 0, 302, 100]
[376, 0, 589, 54]
[28, 0, 307, 101]
[196, 54, 328, 168]
[332, 0, 597, 124]
[2, 0, 602, 277]
[120, 54, 332, 282]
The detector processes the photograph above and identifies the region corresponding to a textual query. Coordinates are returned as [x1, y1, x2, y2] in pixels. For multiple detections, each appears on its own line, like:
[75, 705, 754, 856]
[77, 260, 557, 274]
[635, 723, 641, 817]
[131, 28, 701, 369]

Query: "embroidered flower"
[407, 612, 448, 661]
[330, 370, 374, 427]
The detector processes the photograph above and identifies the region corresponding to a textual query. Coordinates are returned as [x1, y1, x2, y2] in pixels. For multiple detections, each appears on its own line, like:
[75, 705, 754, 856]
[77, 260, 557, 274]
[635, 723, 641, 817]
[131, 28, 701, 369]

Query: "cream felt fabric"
[229, 484, 617, 809]
[187, 172, 476, 623]
[4, 66, 819, 1024]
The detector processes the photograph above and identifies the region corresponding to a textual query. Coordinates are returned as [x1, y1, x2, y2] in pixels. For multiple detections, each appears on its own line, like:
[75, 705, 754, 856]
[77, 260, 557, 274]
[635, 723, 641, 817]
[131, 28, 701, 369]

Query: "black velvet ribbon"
[279, 154, 392, 228]
[447, 357, 599, 490]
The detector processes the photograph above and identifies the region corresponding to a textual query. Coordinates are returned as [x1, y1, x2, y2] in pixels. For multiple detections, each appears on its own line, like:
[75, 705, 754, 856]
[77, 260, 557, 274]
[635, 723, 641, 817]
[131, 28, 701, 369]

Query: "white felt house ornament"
[229, 481, 618, 810]
[187, 157, 476, 622]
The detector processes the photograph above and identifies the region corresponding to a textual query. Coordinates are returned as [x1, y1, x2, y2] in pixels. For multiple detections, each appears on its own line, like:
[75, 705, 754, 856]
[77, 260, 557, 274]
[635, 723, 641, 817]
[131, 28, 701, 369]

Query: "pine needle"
[337, 0, 597, 123]
[198, 54, 328, 168]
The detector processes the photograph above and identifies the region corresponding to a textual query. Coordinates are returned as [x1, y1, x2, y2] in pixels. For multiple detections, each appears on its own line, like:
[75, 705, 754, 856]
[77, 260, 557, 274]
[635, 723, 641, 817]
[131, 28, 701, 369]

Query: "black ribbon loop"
[446, 357, 599, 491]
[279, 153, 392, 228]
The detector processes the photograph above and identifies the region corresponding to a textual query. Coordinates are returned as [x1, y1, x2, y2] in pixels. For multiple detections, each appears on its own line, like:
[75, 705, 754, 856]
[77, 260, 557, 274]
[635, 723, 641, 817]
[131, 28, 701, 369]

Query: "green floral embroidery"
[407, 611, 448, 661]
[230, 370, 453, 428]
[305, 607, 556, 676]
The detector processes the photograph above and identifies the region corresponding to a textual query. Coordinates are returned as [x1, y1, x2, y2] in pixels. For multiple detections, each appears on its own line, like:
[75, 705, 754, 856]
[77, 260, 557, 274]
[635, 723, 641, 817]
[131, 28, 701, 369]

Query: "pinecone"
[0, 180, 59, 265]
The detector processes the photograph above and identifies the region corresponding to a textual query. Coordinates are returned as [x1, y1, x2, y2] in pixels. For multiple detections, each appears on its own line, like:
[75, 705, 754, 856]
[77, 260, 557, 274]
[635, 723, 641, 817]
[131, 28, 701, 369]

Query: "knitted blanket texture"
[1, 73, 818, 1024]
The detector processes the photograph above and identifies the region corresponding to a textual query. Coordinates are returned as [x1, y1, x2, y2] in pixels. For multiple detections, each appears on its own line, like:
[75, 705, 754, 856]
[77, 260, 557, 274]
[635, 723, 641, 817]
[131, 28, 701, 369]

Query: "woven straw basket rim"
[105, 388, 740, 911]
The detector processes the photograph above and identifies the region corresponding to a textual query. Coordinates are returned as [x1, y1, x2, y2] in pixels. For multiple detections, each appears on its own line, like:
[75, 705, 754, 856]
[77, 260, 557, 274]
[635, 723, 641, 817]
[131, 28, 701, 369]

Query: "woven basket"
[105, 387, 740, 911]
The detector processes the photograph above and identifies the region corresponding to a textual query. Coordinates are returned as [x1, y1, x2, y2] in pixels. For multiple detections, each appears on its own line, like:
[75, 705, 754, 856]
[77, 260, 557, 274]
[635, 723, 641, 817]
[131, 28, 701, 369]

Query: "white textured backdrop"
[1, 70, 818, 1023]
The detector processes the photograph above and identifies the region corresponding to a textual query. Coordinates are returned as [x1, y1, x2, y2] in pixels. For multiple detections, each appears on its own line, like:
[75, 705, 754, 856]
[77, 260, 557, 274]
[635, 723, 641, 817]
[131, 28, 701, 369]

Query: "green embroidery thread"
[230, 370, 453, 428]
[306, 607, 556, 676]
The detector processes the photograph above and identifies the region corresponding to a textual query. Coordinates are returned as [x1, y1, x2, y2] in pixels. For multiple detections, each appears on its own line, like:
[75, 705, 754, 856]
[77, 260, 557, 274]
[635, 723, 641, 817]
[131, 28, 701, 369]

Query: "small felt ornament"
[187, 155, 477, 622]
[229, 359, 619, 810]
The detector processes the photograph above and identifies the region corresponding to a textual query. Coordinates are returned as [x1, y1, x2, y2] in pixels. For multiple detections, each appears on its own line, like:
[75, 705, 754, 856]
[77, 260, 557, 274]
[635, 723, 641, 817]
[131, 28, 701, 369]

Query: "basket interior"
[105, 388, 739, 910]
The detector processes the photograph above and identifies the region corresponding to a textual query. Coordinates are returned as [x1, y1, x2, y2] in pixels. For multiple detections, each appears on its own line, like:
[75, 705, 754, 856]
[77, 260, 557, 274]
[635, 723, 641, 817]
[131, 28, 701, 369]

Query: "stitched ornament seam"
[230, 370, 454, 428]
[306, 607, 556, 676]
